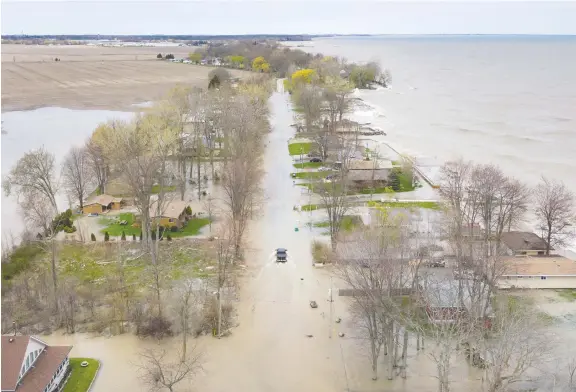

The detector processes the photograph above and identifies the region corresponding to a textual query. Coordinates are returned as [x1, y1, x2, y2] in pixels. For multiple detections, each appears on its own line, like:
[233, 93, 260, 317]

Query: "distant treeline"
[2, 34, 319, 41]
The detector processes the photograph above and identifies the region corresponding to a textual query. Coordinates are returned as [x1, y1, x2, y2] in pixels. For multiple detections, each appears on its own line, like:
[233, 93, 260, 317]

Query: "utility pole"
[328, 276, 334, 338]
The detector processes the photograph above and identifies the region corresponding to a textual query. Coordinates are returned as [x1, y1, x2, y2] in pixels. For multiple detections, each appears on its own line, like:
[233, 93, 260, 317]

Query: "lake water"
[1, 108, 133, 241]
[291, 36, 576, 194]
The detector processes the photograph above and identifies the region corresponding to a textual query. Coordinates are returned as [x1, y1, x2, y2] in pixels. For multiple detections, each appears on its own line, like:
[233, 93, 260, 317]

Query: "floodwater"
[1, 108, 133, 240]
[289, 36, 576, 194]
[41, 80, 484, 392]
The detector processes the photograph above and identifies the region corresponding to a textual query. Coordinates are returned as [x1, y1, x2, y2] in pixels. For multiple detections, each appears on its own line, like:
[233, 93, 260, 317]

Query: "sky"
[2, 1, 576, 35]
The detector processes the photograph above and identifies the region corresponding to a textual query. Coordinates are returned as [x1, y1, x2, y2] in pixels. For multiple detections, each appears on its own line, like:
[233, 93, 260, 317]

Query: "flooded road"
[43, 82, 484, 392]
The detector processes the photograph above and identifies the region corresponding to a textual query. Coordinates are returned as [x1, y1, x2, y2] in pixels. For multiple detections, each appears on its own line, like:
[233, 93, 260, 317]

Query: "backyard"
[62, 358, 99, 392]
[98, 213, 210, 238]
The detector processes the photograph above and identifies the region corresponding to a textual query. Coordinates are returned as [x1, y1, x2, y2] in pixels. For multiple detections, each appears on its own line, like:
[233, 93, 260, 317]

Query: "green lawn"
[358, 186, 395, 195]
[62, 358, 99, 392]
[557, 289, 576, 302]
[288, 142, 313, 156]
[301, 204, 320, 211]
[314, 215, 362, 232]
[397, 171, 416, 192]
[169, 218, 211, 238]
[293, 162, 323, 169]
[366, 200, 441, 210]
[290, 171, 335, 180]
[99, 213, 141, 236]
[151, 185, 177, 194]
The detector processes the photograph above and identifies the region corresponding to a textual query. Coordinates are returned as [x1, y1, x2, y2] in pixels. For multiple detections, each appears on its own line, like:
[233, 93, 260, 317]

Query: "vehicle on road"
[87, 213, 99, 217]
[310, 158, 322, 163]
[275, 248, 288, 262]
[310, 301, 318, 308]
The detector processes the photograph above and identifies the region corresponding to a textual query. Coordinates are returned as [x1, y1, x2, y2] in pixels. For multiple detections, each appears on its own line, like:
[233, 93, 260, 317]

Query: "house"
[497, 256, 576, 289]
[82, 194, 123, 214]
[419, 279, 491, 324]
[1, 335, 72, 392]
[500, 231, 549, 256]
[150, 200, 190, 229]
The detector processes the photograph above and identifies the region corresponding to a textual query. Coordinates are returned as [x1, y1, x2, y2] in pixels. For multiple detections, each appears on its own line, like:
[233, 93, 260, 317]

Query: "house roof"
[85, 194, 116, 207]
[348, 160, 393, 170]
[2, 335, 29, 390]
[150, 200, 189, 219]
[501, 231, 548, 252]
[501, 256, 576, 276]
[348, 169, 390, 182]
[18, 345, 72, 392]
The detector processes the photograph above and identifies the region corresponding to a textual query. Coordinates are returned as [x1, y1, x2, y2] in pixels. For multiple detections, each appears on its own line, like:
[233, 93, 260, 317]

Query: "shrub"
[2, 244, 43, 281]
[90, 233, 96, 241]
[156, 53, 163, 59]
[165, 53, 174, 60]
[170, 226, 178, 233]
[185, 206, 192, 215]
[104, 232, 110, 242]
[311, 240, 332, 264]
[197, 297, 235, 336]
[137, 316, 173, 339]
[121, 231, 126, 241]
[167, 234, 172, 241]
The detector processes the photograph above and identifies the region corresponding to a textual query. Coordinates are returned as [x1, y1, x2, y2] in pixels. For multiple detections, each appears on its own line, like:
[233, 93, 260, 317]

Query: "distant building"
[1, 335, 72, 392]
[82, 194, 123, 214]
[500, 231, 549, 256]
[498, 256, 576, 289]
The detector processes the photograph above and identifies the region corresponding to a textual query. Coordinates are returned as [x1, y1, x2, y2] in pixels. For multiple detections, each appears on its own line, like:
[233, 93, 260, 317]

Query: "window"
[169, 218, 174, 223]
[26, 355, 30, 369]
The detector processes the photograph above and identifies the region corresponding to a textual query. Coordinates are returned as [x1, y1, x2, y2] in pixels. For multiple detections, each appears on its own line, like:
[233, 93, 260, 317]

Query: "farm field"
[1, 44, 246, 111]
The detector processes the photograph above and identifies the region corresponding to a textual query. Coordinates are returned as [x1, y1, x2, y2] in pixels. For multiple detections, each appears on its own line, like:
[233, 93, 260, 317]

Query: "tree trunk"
[401, 329, 409, 378]
[546, 222, 552, 256]
[388, 321, 394, 380]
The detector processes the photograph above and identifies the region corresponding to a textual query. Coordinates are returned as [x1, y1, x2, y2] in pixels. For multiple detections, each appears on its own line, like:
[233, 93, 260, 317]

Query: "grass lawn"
[290, 171, 334, 180]
[99, 213, 141, 236]
[314, 215, 361, 232]
[557, 289, 576, 302]
[288, 142, 313, 156]
[358, 187, 395, 195]
[367, 200, 442, 210]
[293, 162, 323, 169]
[62, 358, 99, 392]
[151, 185, 177, 194]
[169, 218, 211, 238]
[397, 171, 416, 192]
[301, 204, 320, 211]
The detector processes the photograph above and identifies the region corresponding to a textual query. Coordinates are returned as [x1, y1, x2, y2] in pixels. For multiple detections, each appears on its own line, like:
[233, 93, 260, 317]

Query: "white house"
[497, 256, 576, 289]
[1, 335, 72, 392]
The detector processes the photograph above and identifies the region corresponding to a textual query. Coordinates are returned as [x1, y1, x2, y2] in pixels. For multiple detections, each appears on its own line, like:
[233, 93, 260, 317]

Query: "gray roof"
[501, 231, 548, 251]
[347, 169, 389, 182]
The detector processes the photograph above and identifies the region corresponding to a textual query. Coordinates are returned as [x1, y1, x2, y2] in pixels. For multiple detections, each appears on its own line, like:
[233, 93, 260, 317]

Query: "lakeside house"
[500, 231, 549, 256]
[497, 256, 576, 289]
[82, 194, 123, 214]
[149, 200, 190, 229]
[346, 159, 393, 189]
[1, 335, 72, 392]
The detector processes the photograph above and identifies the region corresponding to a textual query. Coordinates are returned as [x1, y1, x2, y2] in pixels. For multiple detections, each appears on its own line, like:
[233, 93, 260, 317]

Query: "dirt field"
[1, 44, 246, 112]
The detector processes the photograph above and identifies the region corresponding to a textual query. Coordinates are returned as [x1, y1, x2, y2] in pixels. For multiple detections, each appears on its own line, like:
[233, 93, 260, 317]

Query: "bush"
[167, 234, 172, 241]
[170, 226, 178, 233]
[185, 206, 192, 215]
[104, 232, 110, 242]
[311, 240, 332, 264]
[51, 209, 75, 234]
[2, 244, 43, 281]
[197, 297, 235, 336]
[90, 233, 96, 241]
[165, 53, 174, 60]
[156, 53, 163, 59]
[137, 316, 173, 339]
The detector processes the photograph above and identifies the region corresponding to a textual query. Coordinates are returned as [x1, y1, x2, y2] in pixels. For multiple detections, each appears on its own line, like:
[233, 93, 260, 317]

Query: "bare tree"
[293, 85, 324, 132]
[534, 177, 575, 255]
[172, 279, 203, 361]
[85, 137, 108, 194]
[3, 146, 59, 212]
[19, 191, 55, 237]
[137, 347, 203, 392]
[478, 301, 552, 392]
[214, 233, 235, 337]
[61, 146, 92, 209]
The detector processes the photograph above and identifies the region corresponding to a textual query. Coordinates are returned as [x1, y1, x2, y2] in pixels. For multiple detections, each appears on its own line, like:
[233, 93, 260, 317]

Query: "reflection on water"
[1, 108, 133, 240]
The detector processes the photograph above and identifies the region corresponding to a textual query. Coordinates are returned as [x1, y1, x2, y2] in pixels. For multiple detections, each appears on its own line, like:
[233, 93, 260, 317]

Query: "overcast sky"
[2, 1, 576, 35]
